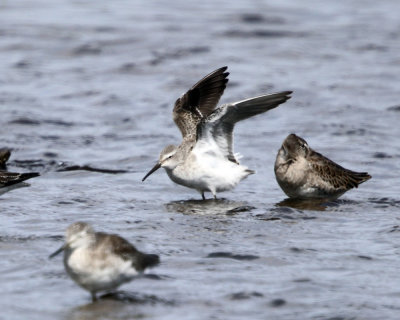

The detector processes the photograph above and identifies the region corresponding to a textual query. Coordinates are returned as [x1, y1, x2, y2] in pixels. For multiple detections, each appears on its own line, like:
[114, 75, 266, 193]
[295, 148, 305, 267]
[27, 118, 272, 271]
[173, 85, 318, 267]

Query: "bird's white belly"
[65, 248, 138, 292]
[166, 149, 252, 193]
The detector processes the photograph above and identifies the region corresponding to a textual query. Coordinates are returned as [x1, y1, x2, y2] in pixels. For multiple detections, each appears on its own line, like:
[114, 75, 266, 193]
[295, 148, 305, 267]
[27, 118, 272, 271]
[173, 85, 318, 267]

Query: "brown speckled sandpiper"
[274, 134, 371, 199]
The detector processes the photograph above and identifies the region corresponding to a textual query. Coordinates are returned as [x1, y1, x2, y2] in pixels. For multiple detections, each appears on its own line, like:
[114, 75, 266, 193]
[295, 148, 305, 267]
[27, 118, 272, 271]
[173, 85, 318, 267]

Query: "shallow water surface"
[1, 0, 400, 319]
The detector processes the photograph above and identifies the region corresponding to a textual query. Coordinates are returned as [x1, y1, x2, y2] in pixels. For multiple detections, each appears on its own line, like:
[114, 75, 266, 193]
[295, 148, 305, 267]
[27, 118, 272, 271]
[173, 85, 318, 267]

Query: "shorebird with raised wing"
[49, 222, 160, 302]
[142, 66, 292, 199]
[274, 134, 371, 199]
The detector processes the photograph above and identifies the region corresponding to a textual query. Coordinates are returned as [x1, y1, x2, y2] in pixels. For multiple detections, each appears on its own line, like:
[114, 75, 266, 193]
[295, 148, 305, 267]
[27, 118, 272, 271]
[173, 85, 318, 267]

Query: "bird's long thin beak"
[49, 244, 66, 259]
[142, 162, 162, 182]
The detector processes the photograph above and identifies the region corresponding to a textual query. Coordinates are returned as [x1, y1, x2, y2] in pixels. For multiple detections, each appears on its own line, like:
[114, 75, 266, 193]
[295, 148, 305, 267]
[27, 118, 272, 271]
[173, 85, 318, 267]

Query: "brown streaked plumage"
[274, 133, 371, 199]
[49, 222, 160, 302]
[94, 232, 159, 273]
[173, 66, 229, 140]
[0, 171, 39, 188]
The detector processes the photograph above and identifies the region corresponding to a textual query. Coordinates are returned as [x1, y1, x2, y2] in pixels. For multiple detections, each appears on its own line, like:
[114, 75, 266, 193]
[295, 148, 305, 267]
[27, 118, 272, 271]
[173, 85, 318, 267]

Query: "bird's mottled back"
[173, 66, 229, 139]
[95, 232, 160, 271]
[0, 171, 39, 188]
[308, 150, 371, 190]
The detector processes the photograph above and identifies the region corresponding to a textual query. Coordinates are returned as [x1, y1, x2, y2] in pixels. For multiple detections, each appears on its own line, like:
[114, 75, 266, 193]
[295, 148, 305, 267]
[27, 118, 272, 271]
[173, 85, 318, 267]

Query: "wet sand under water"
[1, 0, 400, 319]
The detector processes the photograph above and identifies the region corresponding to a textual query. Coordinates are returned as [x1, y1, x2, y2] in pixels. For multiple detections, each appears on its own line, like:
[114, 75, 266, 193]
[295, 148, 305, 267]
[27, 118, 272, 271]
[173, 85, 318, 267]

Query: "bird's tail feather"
[349, 171, 371, 187]
[142, 253, 160, 269]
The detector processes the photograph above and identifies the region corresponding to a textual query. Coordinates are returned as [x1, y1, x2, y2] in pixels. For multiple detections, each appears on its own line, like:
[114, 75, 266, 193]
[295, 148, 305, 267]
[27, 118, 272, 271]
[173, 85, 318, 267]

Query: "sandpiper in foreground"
[274, 134, 371, 199]
[49, 222, 160, 302]
[142, 66, 292, 199]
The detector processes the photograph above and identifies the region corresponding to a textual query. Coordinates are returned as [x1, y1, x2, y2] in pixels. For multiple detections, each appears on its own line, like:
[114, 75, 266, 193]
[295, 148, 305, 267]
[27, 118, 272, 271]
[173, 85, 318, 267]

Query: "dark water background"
[1, 0, 400, 319]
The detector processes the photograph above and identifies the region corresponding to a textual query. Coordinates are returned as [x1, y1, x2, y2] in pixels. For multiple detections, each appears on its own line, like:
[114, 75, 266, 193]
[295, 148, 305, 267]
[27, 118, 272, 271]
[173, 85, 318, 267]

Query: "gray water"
[1, 0, 400, 319]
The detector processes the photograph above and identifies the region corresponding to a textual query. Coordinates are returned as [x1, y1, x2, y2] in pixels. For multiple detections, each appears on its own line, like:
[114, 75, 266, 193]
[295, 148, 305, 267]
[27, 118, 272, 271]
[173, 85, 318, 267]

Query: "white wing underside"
[195, 91, 292, 163]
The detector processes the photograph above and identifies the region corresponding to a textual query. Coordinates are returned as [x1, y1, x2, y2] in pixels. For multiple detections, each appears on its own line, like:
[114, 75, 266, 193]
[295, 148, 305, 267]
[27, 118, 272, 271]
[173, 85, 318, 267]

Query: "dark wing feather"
[101, 233, 160, 271]
[0, 171, 39, 188]
[309, 150, 371, 190]
[197, 91, 292, 163]
[173, 66, 229, 139]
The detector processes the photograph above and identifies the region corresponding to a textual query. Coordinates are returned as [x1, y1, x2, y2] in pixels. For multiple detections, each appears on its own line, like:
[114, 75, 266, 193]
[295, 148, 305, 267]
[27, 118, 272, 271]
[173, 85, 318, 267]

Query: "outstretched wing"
[0, 171, 39, 188]
[196, 91, 292, 163]
[173, 66, 229, 139]
[309, 150, 371, 190]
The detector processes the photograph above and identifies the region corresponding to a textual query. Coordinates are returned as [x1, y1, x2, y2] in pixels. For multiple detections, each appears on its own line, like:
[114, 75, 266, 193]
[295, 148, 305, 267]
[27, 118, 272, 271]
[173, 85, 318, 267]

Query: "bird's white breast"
[65, 247, 138, 292]
[167, 142, 252, 193]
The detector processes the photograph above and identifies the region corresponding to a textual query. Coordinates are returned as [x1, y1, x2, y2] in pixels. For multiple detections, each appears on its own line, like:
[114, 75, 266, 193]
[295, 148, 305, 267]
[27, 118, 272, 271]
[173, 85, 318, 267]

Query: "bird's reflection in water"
[99, 291, 174, 305]
[67, 298, 130, 320]
[275, 198, 341, 211]
[67, 291, 174, 320]
[165, 198, 255, 216]
[0, 182, 30, 196]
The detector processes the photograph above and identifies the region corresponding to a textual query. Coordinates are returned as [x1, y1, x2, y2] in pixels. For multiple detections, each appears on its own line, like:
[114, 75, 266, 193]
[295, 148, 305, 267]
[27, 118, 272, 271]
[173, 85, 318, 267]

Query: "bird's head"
[142, 145, 179, 181]
[279, 133, 310, 161]
[49, 222, 95, 258]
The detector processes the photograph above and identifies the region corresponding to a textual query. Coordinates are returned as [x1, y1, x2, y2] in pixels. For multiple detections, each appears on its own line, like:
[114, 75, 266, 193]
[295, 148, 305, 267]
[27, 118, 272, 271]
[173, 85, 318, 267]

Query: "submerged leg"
[201, 192, 206, 200]
[91, 292, 97, 302]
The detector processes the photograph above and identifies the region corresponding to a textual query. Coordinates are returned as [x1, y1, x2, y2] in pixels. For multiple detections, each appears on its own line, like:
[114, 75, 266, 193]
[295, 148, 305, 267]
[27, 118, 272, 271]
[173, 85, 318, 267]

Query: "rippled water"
[1, 0, 400, 319]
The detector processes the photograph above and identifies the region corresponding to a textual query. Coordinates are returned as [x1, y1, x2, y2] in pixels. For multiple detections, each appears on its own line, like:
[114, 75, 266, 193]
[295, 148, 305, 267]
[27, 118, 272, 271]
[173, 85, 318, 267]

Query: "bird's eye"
[300, 144, 307, 150]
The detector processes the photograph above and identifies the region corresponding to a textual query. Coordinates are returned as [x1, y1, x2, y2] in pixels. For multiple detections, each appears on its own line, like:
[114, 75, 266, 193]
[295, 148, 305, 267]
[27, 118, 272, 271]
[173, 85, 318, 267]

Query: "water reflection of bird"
[275, 134, 371, 199]
[142, 66, 292, 199]
[49, 222, 160, 302]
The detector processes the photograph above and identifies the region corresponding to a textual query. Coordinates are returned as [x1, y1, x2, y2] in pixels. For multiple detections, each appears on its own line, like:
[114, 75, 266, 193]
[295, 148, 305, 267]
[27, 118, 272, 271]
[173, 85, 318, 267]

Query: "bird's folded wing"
[102, 233, 160, 271]
[310, 151, 371, 189]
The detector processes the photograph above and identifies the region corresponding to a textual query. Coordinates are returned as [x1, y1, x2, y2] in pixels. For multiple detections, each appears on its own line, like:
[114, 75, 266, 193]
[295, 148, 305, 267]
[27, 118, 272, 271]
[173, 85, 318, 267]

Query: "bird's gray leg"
[201, 191, 206, 200]
[91, 292, 97, 302]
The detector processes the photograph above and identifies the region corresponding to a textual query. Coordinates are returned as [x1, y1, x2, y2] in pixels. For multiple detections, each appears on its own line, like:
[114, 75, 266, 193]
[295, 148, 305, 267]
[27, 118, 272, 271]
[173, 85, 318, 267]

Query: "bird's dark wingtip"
[362, 173, 372, 182]
[20, 172, 40, 180]
[143, 253, 160, 268]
